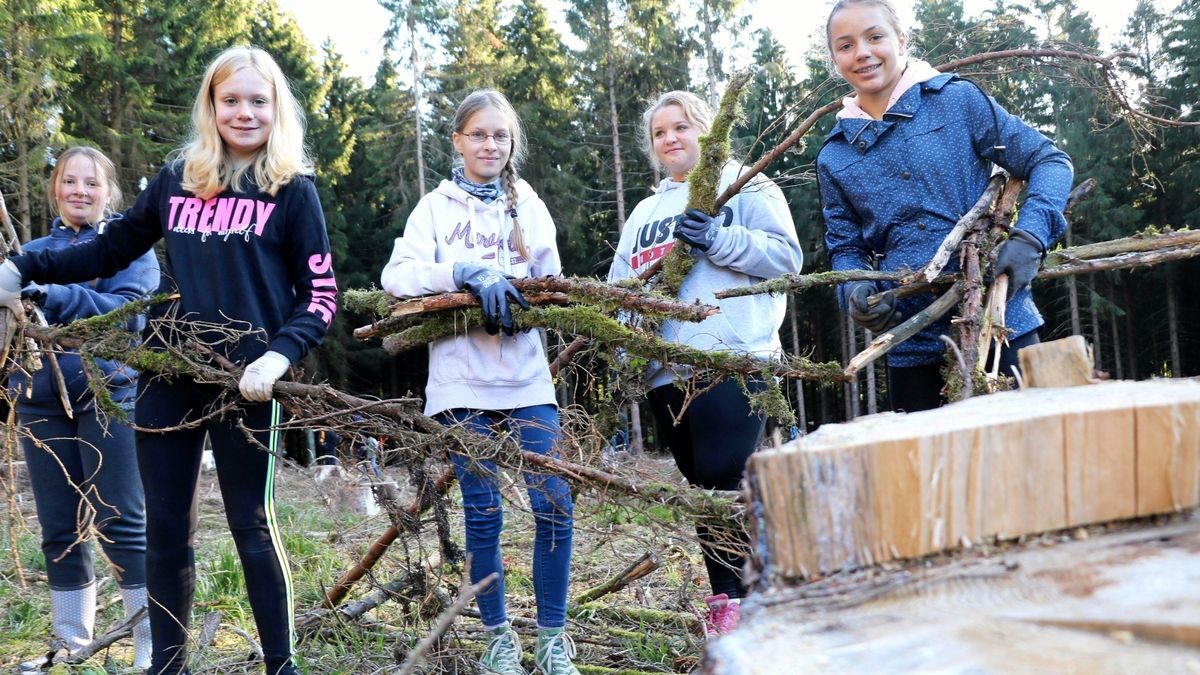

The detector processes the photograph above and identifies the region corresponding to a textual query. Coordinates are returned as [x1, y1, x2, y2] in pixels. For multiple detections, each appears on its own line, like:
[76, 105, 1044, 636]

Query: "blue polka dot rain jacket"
[819, 72, 1074, 366]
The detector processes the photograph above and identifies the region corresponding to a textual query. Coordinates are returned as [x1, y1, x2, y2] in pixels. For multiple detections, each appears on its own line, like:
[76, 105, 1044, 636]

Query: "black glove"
[674, 209, 722, 252]
[20, 283, 47, 307]
[453, 263, 530, 336]
[846, 281, 901, 333]
[992, 228, 1044, 299]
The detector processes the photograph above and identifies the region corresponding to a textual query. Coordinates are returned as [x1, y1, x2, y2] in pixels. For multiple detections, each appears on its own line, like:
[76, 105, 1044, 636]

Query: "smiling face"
[54, 154, 111, 230]
[651, 104, 703, 182]
[829, 3, 908, 116]
[452, 106, 513, 184]
[213, 67, 276, 163]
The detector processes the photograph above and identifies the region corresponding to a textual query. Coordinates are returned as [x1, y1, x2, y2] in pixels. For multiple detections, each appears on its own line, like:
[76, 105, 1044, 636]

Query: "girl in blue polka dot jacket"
[818, 0, 1074, 413]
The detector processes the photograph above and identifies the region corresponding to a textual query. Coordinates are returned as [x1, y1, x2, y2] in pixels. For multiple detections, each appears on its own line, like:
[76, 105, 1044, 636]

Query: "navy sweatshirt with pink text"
[13, 163, 337, 365]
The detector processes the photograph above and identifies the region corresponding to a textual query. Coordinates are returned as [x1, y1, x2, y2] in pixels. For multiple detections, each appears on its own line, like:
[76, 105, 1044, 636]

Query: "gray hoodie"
[381, 178, 560, 415]
[608, 161, 803, 389]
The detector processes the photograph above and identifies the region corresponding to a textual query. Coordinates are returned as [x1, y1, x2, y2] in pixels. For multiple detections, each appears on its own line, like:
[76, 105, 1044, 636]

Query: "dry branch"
[573, 551, 661, 605]
[396, 571, 498, 675]
[845, 282, 966, 378]
[322, 467, 456, 609]
[352, 277, 718, 341]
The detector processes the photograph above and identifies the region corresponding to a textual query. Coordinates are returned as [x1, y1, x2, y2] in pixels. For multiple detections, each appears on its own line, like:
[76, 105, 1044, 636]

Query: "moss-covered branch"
[655, 71, 754, 298]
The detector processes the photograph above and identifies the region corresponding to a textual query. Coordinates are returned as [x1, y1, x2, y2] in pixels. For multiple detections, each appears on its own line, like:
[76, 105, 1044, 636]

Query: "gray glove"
[454, 263, 530, 336]
[992, 228, 1044, 299]
[846, 281, 901, 333]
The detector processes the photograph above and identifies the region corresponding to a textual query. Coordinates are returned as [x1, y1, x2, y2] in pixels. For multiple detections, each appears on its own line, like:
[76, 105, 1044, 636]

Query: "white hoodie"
[608, 161, 803, 389]
[381, 178, 561, 416]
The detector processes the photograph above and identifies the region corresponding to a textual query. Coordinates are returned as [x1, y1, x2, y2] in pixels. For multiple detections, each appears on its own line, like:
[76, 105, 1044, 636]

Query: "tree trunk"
[702, 0, 719, 109]
[845, 314, 859, 419]
[606, 44, 626, 234]
[815, 307, 832, 425]
[629, 402, 644, 454]
[1167, 268, 1181, 376]
[108, 7, 126, 200]
[865, 331, 877, 415]
[409, 0, 426, 197]
[1065, 225, 1081, 335]
[789, 297, 807, 433]
[1109, 307, 1123, 380]
[16, 140, 32, 242]
[1123, 282, 1138, 379]
[1090, 290, 1104, 374]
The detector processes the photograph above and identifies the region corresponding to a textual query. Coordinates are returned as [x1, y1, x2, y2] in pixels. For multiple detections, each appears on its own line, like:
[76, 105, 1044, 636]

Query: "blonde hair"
[452, 89, 531, 261]
[180, 46, 312, 199]
[48, 146, 122, 220]
[825, 0, 907, 53]
[641, 90, 713, 173]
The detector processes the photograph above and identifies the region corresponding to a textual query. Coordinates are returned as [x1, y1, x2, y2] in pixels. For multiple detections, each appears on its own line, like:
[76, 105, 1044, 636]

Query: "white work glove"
[238, 350, 290, 402]
[0, 259, 26, 317]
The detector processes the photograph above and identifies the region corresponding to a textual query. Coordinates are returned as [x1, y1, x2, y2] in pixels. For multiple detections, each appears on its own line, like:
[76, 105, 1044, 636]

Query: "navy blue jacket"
[13, 163, 338, 365]
[9, 218, 160, 414]
[819, 74, 1073, 366]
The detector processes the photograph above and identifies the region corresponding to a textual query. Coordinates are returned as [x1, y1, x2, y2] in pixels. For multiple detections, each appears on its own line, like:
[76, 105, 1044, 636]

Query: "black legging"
[648, 378, 766, 599]
[888, 329, 1040, 413]
[135, 376, 294, 675]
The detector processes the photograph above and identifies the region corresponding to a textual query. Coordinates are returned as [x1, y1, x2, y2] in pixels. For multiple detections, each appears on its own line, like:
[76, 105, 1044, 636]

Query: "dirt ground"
[1, 448, 719, 674]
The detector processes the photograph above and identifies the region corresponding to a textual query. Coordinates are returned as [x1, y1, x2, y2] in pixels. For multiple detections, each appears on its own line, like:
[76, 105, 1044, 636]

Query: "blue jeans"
[440, 405, 574, 628]
[20, 411, 146, 590]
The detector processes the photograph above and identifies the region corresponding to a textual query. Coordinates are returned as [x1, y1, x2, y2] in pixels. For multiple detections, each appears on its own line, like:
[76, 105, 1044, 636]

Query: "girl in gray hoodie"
[607, 90, 803, 635]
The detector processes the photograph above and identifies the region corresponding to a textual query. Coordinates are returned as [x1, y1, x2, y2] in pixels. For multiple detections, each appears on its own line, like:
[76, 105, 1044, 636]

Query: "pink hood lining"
[838, 59, 942, 120]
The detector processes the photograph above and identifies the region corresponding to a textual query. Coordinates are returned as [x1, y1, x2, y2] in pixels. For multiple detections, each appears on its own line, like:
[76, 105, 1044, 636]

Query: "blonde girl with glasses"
[381, 89, 578, 675]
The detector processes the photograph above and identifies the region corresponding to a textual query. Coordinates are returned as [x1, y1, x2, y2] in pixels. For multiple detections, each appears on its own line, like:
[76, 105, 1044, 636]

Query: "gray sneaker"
[534, 627, 580, 675]
[479, 625, 527, 675]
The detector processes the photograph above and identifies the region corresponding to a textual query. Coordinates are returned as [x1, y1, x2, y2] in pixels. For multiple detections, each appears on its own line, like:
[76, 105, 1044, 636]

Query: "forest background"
[2, 0, 1199, 432]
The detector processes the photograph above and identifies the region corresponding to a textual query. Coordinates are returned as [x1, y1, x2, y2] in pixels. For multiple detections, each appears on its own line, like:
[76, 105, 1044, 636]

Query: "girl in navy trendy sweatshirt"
[12, 146, 159, 671]
[0, 47, 337, 675]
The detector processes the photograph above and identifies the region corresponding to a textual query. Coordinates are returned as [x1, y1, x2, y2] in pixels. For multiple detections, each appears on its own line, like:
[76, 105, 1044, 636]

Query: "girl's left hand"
[675, 209, 721, 252]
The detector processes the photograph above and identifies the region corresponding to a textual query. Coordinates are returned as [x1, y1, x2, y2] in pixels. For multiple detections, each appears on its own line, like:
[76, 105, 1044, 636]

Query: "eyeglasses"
[463, 131, 512, 144]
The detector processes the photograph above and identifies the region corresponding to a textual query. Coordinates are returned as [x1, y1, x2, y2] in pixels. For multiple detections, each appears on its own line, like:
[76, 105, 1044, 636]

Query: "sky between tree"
[283, 0, 1181, 85]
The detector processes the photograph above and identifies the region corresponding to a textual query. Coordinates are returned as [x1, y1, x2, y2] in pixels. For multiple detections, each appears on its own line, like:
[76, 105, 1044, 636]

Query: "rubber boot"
[120, 585, 153, 669]
[50, 584, 97, 651]
[21, 584, 98, 671]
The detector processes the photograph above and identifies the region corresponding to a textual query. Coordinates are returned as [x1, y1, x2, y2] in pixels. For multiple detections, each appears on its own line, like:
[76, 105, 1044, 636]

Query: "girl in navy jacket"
[819, 0, 1073, 412]
[11, 146, 159, 670]
[1, 47, 337, 675]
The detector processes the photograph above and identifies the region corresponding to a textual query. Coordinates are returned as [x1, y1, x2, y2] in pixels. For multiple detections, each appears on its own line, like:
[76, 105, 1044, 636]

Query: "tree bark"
[1167, 267, 1181, 376]
[1090, 290, 1104, 374]
[410, 0, 426, 197]
[605, 15, 626, 237]
[789, 296, 807, 432]
[1065, 223, 1082, 336]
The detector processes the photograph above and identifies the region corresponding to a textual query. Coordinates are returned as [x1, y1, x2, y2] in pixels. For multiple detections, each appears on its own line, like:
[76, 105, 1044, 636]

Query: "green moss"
[341, 287, 395, 318]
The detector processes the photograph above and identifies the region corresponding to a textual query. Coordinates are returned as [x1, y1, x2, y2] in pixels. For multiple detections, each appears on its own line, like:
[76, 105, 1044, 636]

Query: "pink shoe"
[703, 593, 741, 637]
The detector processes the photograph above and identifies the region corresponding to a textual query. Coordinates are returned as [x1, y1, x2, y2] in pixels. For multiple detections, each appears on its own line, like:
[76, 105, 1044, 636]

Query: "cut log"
[745, 379, 1200, 583]
[701, 518, 1200, 674]
[1018, 335, 1097, 387]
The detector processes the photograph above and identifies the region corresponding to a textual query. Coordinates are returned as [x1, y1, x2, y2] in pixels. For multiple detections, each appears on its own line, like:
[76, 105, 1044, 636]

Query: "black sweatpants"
[135, 376, 293, 675]
[648, 378, 766, 599]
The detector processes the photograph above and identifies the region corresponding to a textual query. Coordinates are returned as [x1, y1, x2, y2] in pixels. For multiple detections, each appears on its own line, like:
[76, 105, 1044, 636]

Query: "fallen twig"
[573, 551, 662, 605]
[396, 571, 498, 675]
